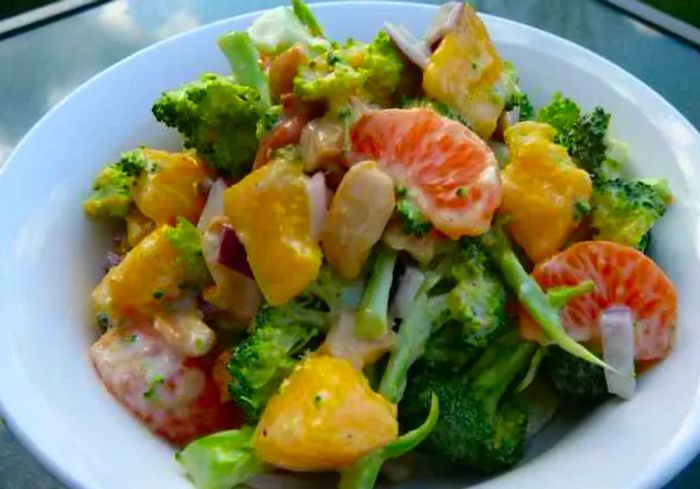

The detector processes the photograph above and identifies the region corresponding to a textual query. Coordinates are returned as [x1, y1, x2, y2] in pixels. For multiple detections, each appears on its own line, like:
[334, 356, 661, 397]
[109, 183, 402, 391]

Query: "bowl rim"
[1, 2, 699, 489]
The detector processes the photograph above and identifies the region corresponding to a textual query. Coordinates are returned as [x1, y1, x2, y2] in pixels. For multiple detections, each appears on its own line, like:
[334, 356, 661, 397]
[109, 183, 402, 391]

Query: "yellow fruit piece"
[501, 121, 593, 262]
[254, 356, 398, 471]
[92, 225, 183, 323]
[423, 5, 505, 139]
[125, 207, 155, 249]
[224, 160, 321, 305]
[132, 149, 208, 226]
[321, 161, 395, 279]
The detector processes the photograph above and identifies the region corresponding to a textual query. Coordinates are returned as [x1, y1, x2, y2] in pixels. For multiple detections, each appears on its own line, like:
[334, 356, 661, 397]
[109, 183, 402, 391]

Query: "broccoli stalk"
[401, 331, 536, 472]
[291, 0, 325, 37]
[478, 224, 609, 369]
[338, 394, 439, 489]
[217, 31, 270, 106]
[176, 427, 270, 489]
[355, 247, 397, 340]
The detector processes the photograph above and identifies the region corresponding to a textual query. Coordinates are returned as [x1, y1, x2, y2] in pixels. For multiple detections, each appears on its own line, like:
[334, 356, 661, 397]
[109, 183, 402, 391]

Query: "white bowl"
[1, 2, 700, 489]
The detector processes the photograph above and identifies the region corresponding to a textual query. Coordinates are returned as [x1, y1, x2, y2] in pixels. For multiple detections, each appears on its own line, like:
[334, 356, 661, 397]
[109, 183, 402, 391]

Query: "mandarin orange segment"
[92, 226, 183, 322]
[524, 241, 678, 360]
[501, 122, 592, 262]
[132, 149, 208, 226]
[351, 108, 501, 238]
[423, 5, 505, 139]
[254, 355, 398, 471]
[224, 160, 321, 305]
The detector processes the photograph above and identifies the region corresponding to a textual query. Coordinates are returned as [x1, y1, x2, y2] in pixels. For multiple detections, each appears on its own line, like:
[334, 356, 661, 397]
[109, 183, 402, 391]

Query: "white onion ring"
[423, 1, 463, 48]
[601, 307, 636, 400]
[385, 22, 431, 69]
[196, 179, 227, 233]
[307, 172, 328, 241]
[390, 267, 425, 319]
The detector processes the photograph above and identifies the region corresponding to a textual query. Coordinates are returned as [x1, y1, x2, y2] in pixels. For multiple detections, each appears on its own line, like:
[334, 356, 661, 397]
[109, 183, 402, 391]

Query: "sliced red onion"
[423, 1, 463, 48]
[390, 267, 425, 319]
[385, 22, 430, 69]
[103, 251, 122, 272]
[218, 226, 253, 278]
[307, 172, 329, 241]
[196, 178, 227, 233]
[601, 307, 636, 400]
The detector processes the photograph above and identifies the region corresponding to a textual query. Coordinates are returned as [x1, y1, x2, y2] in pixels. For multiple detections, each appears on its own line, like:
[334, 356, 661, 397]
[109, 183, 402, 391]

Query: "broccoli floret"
[227, 301, 327, 422]
[538, 93, 618, 178]
[395, 186, 433, 237]
[504, 92, 534, 121]
[362, 30, 413, 105]
[294, 46, 365, 110]
[590, 177, 672, 249]
[400, 97, 470, 126]
[543, 346, 607, 401]
[402, 331, 536, 472]
[435, 239, 508, 347]
[83, 149, 147, 218]
[537, 92, 581, 134]
[227, 266, 351, 422]
[177, 427, 270, 489]
[559, 107, 610, 176]
[422, 322, 480, 372]
[165, 217, 212, 289]
[255, 104, 283, 140]
[152, 73, 263, 178]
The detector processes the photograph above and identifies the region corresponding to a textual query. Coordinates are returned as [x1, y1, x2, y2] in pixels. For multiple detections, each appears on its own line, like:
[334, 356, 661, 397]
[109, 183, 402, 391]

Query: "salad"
[83, 1, 678, 488]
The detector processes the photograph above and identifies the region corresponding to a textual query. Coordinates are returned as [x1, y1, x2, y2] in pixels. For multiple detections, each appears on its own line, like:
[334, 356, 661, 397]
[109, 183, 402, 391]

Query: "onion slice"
[385, 22, 431, 69]
[197, 179, 227, 233]
[423, 1, 463, 48]
[307, 172, 329, 241]
[218, 226, 253, 278]
[390, 267, 425, 319]
[601, 307, 636, 399]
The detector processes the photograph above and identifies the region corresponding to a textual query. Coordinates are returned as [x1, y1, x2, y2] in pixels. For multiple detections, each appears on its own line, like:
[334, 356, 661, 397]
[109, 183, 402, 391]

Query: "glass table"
[0, 0, 698, 487]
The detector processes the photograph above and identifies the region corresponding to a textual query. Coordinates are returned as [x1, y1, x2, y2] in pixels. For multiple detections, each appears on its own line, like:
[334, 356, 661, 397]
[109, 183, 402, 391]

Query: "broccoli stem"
[218, 32, 270, 106]
[292, 0, 325, 37]
[355, 248, 398, 340]
[547, 280, 595, 309]
[478, 226, 610, 370]
[338, 394, 439, 489]
[378, 279, 438, 402]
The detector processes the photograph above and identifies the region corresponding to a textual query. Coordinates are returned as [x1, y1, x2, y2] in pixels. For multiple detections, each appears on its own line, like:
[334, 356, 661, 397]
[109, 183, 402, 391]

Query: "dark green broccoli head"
[422, 322, 479, 372]
[590, 177, 672, 249]
[402, 332, 536, 472]
[537, 94, 616, 178]
[558, 107, 610, 176]
[395, 186, 433, 238]
[152, 73, 263, 178]
[83, 149, 147, 218]
[504, 92, 534, 121]
[543, 346, 607, 401]
[228, 301, 327, 422]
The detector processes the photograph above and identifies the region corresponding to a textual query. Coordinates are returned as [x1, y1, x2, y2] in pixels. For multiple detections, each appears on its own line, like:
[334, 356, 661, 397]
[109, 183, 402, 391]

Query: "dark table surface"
[1, 0, 699, 487]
